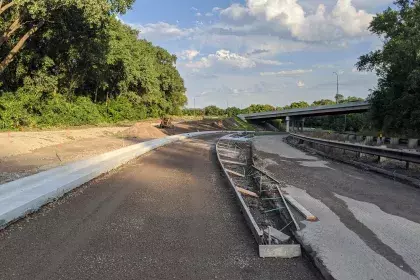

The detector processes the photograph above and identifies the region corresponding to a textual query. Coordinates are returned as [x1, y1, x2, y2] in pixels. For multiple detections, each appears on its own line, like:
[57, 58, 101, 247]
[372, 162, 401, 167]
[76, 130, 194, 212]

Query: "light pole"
[333, 71, 339, 103]
[334, 72, 346, 131]
[193, 95, 202, 117]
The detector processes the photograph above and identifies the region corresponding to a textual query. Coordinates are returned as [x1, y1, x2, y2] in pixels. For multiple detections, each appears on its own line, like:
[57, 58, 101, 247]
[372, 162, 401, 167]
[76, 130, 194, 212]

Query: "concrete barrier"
[408, 139, 418, 149]
[0, 131, 228, 228]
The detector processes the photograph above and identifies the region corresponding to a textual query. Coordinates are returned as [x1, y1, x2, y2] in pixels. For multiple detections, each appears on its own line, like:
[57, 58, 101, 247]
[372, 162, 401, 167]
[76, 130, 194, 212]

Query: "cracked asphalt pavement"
[0, 134, 319, 280]
[253, 135, 420, 280]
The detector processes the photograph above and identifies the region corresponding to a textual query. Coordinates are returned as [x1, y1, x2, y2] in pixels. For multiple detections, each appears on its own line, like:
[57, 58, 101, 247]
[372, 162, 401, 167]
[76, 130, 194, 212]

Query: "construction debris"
[237, 187, 259, 198]
[216, 135, 303, 259]
[259, 244, 301, 258]
[226, 169, 245, 178]
[263, 226, 291, 243]
[220, 159, 247, 166]
[284, 194, 317, 221]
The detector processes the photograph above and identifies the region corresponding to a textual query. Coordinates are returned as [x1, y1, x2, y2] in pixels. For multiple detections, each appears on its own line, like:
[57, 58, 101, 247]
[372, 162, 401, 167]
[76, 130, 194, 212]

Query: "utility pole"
[193, 95, 203, 118]
[333, 72, 339, 103]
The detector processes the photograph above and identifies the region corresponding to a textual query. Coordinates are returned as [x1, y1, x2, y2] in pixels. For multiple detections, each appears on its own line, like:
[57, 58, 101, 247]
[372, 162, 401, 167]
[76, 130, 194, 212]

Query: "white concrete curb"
[0, 131, 228, 228]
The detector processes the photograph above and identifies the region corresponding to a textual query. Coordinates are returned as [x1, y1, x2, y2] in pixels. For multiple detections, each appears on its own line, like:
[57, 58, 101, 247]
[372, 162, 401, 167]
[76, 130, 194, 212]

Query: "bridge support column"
[286, 116, 290, 132]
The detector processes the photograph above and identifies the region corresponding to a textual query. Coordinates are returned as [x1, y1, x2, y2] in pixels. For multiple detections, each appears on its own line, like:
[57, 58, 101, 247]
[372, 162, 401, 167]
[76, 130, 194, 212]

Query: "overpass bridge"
[240, 101, 371, 132]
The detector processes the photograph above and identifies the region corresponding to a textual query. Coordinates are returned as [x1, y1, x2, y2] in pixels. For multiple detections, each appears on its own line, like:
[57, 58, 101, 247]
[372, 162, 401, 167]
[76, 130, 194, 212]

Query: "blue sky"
[121, 0, 394, 109]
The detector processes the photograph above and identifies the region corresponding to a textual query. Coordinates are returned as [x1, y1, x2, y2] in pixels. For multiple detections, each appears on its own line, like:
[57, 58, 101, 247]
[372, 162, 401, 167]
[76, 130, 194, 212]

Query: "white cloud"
[205, 12, 213, 17]
[186, 50, 257, 69]
[195, 12, 202, 17]
[183, 49, 288, 70]
[178, 50, 200, 61]
[191, 7, 198, 11]
[253, 58, 287, 66]
[260, 69, 313, 76]
[131, 1, 373, 56]
[219, 0, 374, 42]
[331, 0, 373, 36]
[220, 3, 252, 23]
[136, 22, 194, 41]
[297, 80, 305, 88]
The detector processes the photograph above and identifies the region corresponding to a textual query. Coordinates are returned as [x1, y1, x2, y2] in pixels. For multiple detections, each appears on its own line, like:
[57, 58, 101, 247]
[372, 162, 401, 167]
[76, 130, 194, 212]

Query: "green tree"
[305, 96, 367, 132]
[343, 96, 364, 103]
[335, 94, 344, 104]
[0, 0, 188, 129]
[356, 0, 420, 136]
[226, 106, 241, 117]
[242, 104, 275, 113]
[284, 101, 309, 109]
[0, 0, 134, 73]
[312, 99, 335, 106]
[204, 105, 225, 116]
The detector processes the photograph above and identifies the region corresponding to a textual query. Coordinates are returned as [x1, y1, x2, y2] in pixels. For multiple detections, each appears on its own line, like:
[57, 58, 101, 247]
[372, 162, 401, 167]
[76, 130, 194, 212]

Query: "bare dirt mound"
[117, 122, 167, 141]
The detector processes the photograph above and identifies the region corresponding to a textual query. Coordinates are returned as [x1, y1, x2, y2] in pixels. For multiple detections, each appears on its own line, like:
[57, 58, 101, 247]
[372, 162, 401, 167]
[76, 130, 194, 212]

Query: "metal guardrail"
[289, 133, 420, 164]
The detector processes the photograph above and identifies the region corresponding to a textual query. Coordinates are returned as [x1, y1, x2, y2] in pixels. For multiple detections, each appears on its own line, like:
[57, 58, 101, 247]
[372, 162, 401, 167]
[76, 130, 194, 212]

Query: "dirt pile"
[117, 122, 167, 141]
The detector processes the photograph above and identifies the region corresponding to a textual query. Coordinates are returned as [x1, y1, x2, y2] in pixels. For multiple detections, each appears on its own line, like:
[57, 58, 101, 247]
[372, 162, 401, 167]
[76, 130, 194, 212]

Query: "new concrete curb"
[0, 131, 229, 229]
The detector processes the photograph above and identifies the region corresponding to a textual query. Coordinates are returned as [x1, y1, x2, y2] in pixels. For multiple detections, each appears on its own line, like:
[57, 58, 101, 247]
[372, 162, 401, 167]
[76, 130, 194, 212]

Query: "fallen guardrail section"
[0, 131, 230, 229]
[216, 133, 308, 258]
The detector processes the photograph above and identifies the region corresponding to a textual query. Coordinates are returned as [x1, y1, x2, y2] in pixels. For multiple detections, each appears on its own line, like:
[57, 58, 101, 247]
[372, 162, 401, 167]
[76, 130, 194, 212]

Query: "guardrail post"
[365, 136, 373, 145]
[390, 137, 399, 146]
[289, 133, 420, 168]
[408, 139, 418, 149]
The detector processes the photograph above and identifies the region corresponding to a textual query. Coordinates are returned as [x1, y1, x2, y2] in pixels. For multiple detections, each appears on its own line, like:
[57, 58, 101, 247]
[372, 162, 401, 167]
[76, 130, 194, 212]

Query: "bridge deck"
[242, 102, 370, 120]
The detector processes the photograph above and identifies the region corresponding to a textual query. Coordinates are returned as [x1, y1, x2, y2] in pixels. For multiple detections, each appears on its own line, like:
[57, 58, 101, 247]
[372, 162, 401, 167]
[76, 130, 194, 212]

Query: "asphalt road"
[0, 135, 319, 280]
[253, 135, 420, 280]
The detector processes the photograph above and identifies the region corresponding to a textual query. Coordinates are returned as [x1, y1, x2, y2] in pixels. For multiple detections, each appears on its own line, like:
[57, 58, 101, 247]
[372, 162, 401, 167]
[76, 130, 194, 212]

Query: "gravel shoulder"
[0, 134, 319, 280]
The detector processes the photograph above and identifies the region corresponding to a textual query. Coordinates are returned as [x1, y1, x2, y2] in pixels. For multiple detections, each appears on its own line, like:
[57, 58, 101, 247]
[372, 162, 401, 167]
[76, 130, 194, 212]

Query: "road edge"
[0, 131, 231, 229]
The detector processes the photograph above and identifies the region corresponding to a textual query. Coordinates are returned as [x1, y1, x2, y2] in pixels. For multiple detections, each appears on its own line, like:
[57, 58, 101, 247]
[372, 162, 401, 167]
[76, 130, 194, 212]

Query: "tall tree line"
[0, 0, 187, 128]
[357, 0, 420, 137]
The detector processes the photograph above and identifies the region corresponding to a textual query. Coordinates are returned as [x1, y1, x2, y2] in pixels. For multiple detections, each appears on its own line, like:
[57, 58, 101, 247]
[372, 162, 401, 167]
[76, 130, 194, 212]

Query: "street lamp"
[333, 72, 347, 131]
[193, 95, 203, 117]
[333, 71, 339, 103]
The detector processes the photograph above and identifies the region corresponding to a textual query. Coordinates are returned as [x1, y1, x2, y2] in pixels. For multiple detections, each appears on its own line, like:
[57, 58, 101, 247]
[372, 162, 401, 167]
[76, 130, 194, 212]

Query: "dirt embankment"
[0, 118, 245, 184]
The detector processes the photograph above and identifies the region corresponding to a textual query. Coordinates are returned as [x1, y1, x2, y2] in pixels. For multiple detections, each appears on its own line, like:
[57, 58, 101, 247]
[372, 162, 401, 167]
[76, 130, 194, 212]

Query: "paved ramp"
[253, 135, 420, 280]
[0, 135, 318, 280]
